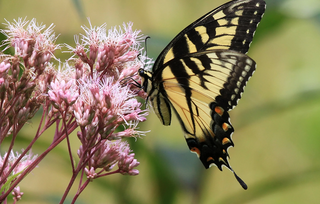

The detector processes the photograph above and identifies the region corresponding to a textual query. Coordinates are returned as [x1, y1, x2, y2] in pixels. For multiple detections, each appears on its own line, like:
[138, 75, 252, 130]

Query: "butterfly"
[138, 0, 266, 189]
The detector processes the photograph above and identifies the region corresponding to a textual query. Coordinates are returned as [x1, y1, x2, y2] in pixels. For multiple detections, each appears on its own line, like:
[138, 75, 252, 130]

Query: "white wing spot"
[244, 65, 251, 72]
[241, 71, 247, 77]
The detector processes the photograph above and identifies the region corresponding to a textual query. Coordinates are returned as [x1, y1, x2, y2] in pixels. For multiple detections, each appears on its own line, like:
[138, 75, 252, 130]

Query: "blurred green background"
[1, 0, 320, 203]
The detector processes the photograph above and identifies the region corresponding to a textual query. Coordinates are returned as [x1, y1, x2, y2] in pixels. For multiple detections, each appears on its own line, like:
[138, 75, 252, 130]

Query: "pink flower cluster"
[0, 18, 151, 203]
[80, 140, 140, 178]
[0, 151, 36, 202]
[0, 18, 58, 142]
[61, 21, 150, 177]
[0, 151, 37, 181]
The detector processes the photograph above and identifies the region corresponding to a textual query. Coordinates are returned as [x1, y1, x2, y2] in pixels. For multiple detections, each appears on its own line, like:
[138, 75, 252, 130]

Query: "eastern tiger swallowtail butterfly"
[138, 0, 266, 189]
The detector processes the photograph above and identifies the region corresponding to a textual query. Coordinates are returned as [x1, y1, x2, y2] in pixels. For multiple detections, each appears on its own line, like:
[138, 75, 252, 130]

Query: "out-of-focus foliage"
[1, 0, 320, 203]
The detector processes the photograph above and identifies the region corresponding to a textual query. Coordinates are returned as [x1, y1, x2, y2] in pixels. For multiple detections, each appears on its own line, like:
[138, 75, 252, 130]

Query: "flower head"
[58, 21, 151, 143]
[0, 18, 61, 138]
[67, 21, 150, 141]
[118, 147, 140, 176]
[1, 18, 59, 73]
[80, 140, 140, 176]
[48, 65, 79, 110]
[0, 150, 37, 181]
[12, 186, 24, 202]
[66, 21, 151, 178]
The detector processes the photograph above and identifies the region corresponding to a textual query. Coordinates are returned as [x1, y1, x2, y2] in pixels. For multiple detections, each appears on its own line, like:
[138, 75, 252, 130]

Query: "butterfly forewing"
[154, 0, 266, 69]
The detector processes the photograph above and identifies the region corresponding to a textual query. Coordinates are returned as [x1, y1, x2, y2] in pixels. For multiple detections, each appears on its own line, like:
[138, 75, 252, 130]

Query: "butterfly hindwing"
[162, 50, 255, 169]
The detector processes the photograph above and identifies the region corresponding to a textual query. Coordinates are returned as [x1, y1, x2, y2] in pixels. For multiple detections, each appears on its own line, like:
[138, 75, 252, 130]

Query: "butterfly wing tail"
[186, 102, 247, 189]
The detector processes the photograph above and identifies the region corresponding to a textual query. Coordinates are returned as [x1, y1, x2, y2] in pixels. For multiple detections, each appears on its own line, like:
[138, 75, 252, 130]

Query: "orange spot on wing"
[222, 123, 230, 131]
[190, 147, 201, 157]
[219, 157, 226, 164]
[222, 138, 230, 145]
[207, 157, 214, 162]
[215, 106, 224, 116]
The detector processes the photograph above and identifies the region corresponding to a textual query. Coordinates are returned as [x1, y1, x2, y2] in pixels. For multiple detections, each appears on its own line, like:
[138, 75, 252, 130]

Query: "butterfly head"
[138, 68, 153, 94]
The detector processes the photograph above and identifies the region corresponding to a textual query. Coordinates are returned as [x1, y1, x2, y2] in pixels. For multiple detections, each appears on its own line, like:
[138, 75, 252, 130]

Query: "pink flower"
[48, 64, 79, 110]
[1, 18, 59, 73]
[0, 150, 37, 180]
[110, 121, 149, 139]
[0, 60, 10, 86]
[66, 21, 152, 182]
[79, 140, 140, 175]
[91, 140, 122, 169]
[84, 167, 97, 180]
[12, 186, 23, 202]
[118, 151, 140, 176]
[49, 78, 79, 106]
[0, 61, 10, 73]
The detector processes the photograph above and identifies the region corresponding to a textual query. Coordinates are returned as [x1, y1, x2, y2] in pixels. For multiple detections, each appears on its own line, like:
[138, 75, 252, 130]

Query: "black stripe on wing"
[154, 0, 266, 68]
[162, 50, 256, 111]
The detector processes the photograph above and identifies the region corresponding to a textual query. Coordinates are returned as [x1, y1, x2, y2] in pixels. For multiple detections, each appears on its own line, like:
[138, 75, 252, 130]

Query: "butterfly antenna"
[141, 36, 151, 69]
[144, 36, 150, 56]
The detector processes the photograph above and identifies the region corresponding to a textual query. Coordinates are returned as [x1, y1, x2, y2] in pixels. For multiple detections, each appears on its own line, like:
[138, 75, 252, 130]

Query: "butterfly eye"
[138, 68, 145, 76]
